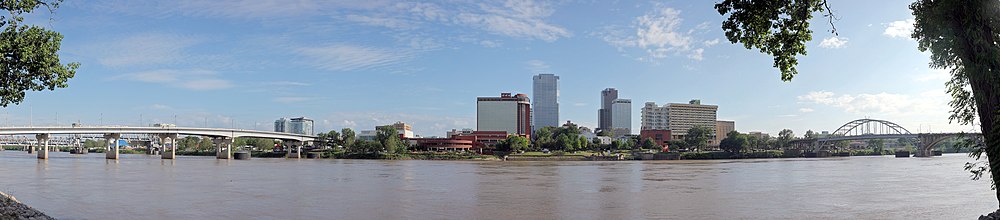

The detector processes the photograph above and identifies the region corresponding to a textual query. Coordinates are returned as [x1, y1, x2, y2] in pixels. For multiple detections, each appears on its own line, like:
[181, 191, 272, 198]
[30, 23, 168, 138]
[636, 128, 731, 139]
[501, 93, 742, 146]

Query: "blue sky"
[0, 0, 978, 137]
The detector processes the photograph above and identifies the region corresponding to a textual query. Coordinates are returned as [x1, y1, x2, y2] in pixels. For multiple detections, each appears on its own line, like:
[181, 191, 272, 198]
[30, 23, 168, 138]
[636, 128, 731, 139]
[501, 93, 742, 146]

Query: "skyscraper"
[275, 117, 314, 136]
[532, 74, 559, 129]
[598, 88, 618, 132]
[611, 99, 632, 135]
[477, 93, 532, 136]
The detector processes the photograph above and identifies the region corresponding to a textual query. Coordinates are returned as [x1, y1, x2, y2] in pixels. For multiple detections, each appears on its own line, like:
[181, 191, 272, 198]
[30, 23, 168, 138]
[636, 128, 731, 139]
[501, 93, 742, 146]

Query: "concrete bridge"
[792, 119, 982, 157]
[0, 126, 317, 160]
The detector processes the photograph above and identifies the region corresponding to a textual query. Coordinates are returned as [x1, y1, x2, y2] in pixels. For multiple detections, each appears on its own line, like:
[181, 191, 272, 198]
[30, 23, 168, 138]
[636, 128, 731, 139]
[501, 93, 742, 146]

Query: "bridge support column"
[105, 133, 120, 160]
[285, 141, 301, 159]
[35, 134, 49, 160]
[215, 137, 233, 160]
[159, 134, 177, 160]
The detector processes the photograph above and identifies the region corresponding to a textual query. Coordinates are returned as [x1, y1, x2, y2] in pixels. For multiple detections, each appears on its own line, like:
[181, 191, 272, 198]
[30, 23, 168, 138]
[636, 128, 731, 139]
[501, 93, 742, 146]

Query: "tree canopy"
[0, 0, 79, 106]
[718, 0, 1000, 205]
[684, 125, 712, 150]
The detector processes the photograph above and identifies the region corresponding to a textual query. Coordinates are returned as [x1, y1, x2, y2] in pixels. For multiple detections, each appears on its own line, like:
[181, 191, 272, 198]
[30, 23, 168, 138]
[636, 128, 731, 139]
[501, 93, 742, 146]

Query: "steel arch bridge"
[832, 119, 912, 136]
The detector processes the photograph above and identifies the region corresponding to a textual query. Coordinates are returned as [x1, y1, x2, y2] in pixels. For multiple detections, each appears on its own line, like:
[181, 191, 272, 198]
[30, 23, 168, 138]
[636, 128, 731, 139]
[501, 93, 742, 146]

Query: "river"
[0, 151, 995, 219]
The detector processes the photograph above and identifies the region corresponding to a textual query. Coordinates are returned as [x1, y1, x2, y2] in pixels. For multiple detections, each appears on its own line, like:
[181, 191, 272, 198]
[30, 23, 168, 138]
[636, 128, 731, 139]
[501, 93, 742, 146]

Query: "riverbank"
[0, 191, 53, 220]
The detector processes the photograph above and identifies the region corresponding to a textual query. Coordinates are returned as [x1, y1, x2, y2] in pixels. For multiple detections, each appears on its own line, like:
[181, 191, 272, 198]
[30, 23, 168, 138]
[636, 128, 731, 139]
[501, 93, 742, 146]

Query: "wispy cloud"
[797, 90, 943, 116]
[799, 108, 815, 113]
[88, 32, 202, 67]
[526, 59, 551, 74]
[453, 0, 571, 41]
[296, 44, 414, 72]
[884, 19, 914, 39]
[819, 36, 848, 49]
[599, 5, 703, 61]
[112, 69, 233, 90]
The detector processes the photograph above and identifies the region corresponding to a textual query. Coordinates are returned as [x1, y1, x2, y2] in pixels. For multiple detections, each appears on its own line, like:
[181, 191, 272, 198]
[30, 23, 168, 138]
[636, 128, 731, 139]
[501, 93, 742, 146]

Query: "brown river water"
[0, 151, 996, 219]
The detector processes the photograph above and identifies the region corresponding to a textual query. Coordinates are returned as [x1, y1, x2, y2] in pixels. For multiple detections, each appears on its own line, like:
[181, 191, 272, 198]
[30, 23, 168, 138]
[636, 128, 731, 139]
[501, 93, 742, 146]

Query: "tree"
[720, 131, 749, 154]
[376, 126, 405, 153]
[555, 133, 571, 151]
[641, 138, 658, 150]
[668, 140, 688, 151]
[533, 127, 555, 150]
[197, 137, 214, 151]
[340, 128, 356, 149]
[868, 139, 886, 154]
[778, 129, 795, 150]
[497, 135, 529, 152]
[805, 130, 816, 139]
[0, 0, 79, 107]
[718, 0, 1000, 204]
[685, 125, 712, 151]
[577, 136, 590, 152]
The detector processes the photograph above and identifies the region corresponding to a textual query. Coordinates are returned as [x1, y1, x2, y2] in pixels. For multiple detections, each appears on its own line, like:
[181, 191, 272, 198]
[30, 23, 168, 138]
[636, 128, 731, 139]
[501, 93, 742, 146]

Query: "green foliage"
[684, 125, 712, 150]
[0, 0, 79, 107]
[375, 126, 406, 153]
[233, 137, 275, 151]
[777, 129, 794, 149]
[496, 135, 529, 153]
[720, 131, 749, 153]
[82, 139, 103, 149]
[641, 138, 658, 150]
[804, 130, 816, 139]
[577, 136, 589, 152]
[340, 128, 356, 149]
[348, 140, 382, 153]
[715, 0, 831, 81]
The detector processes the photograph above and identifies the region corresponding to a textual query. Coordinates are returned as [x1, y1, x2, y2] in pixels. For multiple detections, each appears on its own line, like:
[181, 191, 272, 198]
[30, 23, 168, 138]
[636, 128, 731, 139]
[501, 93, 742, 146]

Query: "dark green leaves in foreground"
[0, 0, 78, 107]
[715, 0, 829, 81]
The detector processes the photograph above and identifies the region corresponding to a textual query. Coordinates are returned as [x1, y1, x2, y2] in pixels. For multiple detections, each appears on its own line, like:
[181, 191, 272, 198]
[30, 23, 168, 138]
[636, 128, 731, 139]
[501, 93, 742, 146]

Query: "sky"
[0, 0, 980, 137]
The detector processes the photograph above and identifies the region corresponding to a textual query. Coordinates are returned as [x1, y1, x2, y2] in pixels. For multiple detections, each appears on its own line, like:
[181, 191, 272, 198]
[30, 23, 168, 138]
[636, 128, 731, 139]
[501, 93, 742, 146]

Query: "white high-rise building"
[532, 74, 559, 129]
[611, 99, 631, 135]
[641, 100, 718, 141]
[275, 117, 314, 136]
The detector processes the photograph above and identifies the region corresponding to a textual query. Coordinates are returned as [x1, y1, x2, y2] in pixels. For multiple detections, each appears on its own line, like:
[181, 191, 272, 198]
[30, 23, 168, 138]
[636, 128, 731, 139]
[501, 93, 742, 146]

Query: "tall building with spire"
[598, 88, 618, 132]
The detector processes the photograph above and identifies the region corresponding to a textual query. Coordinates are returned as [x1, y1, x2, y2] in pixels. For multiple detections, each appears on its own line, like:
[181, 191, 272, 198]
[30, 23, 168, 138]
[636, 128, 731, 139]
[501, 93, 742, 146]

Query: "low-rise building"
[358, 130, 377, 141]
[411, 138, 474, 151]
[640, 129, 672, 147]
[714, 120, 735, 146]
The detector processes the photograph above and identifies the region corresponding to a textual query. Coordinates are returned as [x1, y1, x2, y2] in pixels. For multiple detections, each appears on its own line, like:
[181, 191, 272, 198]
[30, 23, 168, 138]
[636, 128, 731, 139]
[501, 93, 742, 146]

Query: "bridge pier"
[35, 134, 49, 160]
[285, 140, 301, 159]
[214, 137, 233, 160]
[159, 134, 177, 160]
[105, 133, 120, 160]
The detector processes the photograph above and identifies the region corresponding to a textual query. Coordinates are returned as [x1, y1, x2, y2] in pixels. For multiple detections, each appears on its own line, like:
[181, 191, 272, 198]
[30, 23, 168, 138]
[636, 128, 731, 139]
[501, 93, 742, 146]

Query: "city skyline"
[0, 0, 978, 137]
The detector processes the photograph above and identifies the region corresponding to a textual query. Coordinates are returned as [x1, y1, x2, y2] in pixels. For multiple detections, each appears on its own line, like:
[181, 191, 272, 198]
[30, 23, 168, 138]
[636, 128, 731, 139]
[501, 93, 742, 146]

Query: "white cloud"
[296, 44, 414, 72]
[884, 19, 915, 38]
[799, 108, 815, 113]
[344, 14, 415, 29]
[797, 91, 943, 117]
[797, 90, 978, 132]
[453, 0, 571, 42]
[89, 33, 202, 67]
[688, 48, 705, 60]
[179, 79, 234, 90]
[113, 69, 233, 90]
[600, 6, 702, 61]
[703, 39, 720, 46]
[819, 36, 848, 49]
[526, 59, 551, 74]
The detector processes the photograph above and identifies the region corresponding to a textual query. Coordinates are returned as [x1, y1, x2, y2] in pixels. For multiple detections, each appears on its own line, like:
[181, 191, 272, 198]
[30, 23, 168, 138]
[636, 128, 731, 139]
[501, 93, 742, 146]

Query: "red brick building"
[640, 129, 672, 148]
